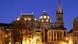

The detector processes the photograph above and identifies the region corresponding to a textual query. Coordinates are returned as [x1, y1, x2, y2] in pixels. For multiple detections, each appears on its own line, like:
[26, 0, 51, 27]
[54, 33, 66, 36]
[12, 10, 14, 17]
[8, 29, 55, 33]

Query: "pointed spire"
[57, 0, 63, 13]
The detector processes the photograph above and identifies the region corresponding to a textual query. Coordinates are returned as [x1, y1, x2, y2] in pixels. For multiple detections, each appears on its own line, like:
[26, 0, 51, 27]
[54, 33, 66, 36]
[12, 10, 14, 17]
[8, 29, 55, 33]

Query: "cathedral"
[0, 0, 78, 44]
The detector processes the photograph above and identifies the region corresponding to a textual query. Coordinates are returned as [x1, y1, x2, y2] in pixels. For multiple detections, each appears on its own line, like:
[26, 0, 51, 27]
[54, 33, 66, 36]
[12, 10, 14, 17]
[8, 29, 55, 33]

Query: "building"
[67, 17, 78, 44]
[0, 0, 77, 44]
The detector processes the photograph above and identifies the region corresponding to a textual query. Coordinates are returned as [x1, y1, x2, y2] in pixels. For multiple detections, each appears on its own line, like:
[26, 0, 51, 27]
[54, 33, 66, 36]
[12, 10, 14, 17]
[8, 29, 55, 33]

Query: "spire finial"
[57, 0, 62, 13]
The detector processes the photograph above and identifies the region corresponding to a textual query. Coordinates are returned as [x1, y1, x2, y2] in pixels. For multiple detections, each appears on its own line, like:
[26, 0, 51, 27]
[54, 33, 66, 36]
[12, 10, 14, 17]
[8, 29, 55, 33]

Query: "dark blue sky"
[0, 0, 78, 31]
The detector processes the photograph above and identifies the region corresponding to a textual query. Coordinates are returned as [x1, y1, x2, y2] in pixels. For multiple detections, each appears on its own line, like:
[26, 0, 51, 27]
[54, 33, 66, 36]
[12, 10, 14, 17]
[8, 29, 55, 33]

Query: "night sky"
[0, 0, 78, 31]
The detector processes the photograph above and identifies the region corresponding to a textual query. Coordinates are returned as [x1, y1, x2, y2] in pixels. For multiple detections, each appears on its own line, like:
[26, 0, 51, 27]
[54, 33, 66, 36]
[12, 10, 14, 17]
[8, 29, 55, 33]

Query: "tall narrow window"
[57, 31, 62, 40]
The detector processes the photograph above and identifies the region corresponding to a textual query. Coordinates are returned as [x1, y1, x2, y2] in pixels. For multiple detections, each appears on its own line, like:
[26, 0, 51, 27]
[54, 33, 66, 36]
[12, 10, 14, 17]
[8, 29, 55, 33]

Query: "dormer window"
[43, 16, 47, 19]
[24, 18, 27, 21]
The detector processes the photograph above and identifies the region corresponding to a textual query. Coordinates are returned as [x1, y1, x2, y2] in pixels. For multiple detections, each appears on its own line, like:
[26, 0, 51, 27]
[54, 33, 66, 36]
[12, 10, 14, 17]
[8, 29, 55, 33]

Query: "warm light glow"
[9, 42, 11, 44]
[22, 36, 42, 44]
[22, 37, 26, 44]
[68, 37, 73, 44]
[47, 16, 50, 19]
[22, 42, 25, 44]
[34, 18, 37, 21]
[64, 37, 73, 44]
[62, 42, 67, 44]
[40, 16, 42, 19]
[15, 42, 19, 44]
[43, 16, 46, 19]
[25, 39, 29, 44]
[28, 18, 31, 20]
[6, 29, 9, 30]
[59, 41, 67, 44]
[46, 19, 49, 22]
[5, 34, 8, 37]
[16, 18, 20, 21]
[65, 37, 69, 41]
[41, 20, 44, 22]
[24, 18, 27, 21]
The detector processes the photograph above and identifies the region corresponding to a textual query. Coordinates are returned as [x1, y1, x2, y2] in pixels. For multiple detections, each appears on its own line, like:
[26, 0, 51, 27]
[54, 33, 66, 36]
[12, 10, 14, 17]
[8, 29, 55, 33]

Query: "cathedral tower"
[73, 17, 78, 31]
[56, 0, 64, 27]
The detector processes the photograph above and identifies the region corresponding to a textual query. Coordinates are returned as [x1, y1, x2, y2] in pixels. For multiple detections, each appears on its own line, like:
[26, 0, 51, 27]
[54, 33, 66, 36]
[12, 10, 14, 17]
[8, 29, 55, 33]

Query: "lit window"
[40, 16, 42, 19]
[34, 18, 37, 21]
[5, 34, 8, 37]
[44, 16, 46, 19]
[16, 18, 20, 21]
[47, 16, 50, 19]
[46, 19, 49, 22]
[28, 18, 31, 20]
[41, 20, 44, 22]
[9, 42, 11, 44]
[6, 29, 9, 30]
[24, 18, 27, 21]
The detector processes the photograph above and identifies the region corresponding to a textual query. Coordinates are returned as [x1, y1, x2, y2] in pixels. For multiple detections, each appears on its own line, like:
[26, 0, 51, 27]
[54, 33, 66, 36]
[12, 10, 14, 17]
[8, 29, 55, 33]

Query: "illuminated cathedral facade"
[0, 0, 78, 44]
